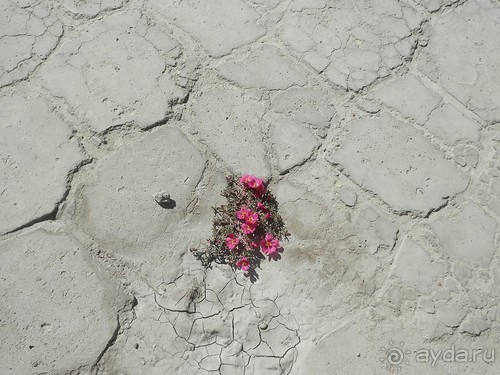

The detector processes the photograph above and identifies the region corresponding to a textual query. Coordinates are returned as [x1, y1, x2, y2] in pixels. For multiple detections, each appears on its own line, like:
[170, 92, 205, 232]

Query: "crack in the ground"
[92, 295, 138, 372]
[2, 158, 92, 236]
[134, 269, 304, 374]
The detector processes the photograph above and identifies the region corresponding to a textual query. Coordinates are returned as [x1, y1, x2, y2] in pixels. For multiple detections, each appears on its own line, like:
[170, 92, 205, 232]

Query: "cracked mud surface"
[1, 0, 499, 374]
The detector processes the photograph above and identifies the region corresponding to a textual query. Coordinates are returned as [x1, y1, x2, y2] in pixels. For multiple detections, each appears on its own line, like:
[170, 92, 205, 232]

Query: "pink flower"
[240, 174, 266, 196]
[257, 202, 265, 210]
[225, 233, 240, 250]
[248, 176, 264, 190]
[239, 174, 254, 186]
[264, 212, 271, 220]
[236, 257, 250, 271]
[241, 223, 256, 234]
[236, 206, 252, 221]
[260, 233, 279, 255]
[250, 241, 259, 249]
[245, 212, 259, 226]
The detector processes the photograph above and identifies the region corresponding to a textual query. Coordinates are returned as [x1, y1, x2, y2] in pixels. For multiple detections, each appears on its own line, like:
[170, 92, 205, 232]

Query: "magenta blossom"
[241, 223, 256, 234]
[260, 233, 279, 255]
[236, 206, 252, 221]
[245, 212, 259, 226]
[240, 174, 266, 196]
[236, 257, 250, 271]
[225, 233, 239, 250]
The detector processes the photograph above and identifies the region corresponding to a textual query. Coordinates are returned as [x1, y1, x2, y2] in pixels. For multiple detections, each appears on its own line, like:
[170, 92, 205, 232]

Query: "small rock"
[356, 98, 380, 114]
[466, 289, 487, 309]
[436, 302, 466, 327]
[454, 156, 467, 167]
[416, 310, 445, 339]
[419, 36, 429, 47]
[461, 315, 490, 336]
[153, 191, 172, 204]
[176, 76, 189, 88]
[419, 298, 435, 314]
[339, 188, 357, 207]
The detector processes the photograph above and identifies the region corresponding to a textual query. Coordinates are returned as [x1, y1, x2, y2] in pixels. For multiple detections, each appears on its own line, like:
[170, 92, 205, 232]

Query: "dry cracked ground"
[1, 0, 499, 374]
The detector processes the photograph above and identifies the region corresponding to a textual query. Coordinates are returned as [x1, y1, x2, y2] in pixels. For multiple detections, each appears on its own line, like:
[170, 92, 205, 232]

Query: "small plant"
[191, 174, 289, 276]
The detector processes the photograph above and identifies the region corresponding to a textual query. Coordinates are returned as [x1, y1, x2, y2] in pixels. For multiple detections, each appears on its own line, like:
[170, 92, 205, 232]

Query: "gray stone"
[436, 302, 467, 327]
[146, 0, 265, 57]
[391, 238, 445, 295]
[280, 0, 420, 91]
[153, 191, 172, 205]
[426, 104, 481, 145]
[465, 289, 488, 309]
[419, 298, 436, 314]
[272, 86, 337, 129]
[188, 86, 270, 177]
[453, 263, 471, 281]
[417, 0, 500, 122]
[355, 206, 398, 254]
[74, 127, 206, 253]
[217, 45, 308, 90]
[0, 229, 124, 374]
[416, 311, 446, 339]
[370, 74, 442, 124]
[460, 315, 490, 335]
[431, 201, 498, 266]
[0, 0, 62, 87]
[454, 156, 468, 167]
[270, 118, 319, 173]
[453, 144, 480, 168]
[40, 10, 187, 132]
[356, 98, 381, 114]
[339, 188, 357, 207]
[327, 113, 470, 214]
[0, 95, 83, 235]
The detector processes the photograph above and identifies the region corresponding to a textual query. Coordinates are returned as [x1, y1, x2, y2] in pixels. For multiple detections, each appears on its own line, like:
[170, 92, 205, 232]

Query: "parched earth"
[0, 0, 499, 374]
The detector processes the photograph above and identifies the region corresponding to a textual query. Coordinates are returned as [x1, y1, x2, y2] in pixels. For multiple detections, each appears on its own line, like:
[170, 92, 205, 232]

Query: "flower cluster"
[191, 174, 289, 276]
